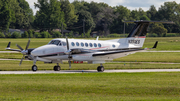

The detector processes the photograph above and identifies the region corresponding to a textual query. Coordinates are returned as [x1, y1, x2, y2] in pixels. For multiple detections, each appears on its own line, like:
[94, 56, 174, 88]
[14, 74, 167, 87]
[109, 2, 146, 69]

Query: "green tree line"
[0, 0, 180, 37]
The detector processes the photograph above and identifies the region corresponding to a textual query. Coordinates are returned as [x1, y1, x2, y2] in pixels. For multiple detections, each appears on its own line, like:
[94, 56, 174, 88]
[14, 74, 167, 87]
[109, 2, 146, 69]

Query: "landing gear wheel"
[54, 66, 61, 71]
[54, 66, 57, 71]
[97, 66, 104, 72]
[32, 65, 37, 71]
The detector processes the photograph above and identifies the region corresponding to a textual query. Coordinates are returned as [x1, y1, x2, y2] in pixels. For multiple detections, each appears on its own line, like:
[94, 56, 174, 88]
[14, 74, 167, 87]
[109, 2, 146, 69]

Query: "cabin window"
[112, 44, 116, 48]
[85, 43, 88, 47]
[81, 42, 84, 47]
[89, 43, 93, 47]
[71, 42, 75, 46]
[76, 42, 79, 46]
[94, 43, 97, 47]
[98, 43, 101, 47]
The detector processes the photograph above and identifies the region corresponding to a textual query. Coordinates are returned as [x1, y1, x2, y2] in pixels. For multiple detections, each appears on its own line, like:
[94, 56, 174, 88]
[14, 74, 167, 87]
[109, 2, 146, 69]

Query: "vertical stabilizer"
[126, 20, 174, 38]
[107, 20, 174, 48]
[127, 21, 149, 38]
[117, 21, 150, 48]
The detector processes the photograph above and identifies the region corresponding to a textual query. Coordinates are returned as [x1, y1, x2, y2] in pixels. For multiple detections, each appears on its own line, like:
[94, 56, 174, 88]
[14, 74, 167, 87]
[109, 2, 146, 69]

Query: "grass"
[0, 60, 180, 71]
[0, 72, 180, 100]
[143, 37, 180, 50]
[114, 52, 180, 63]
[1, 37, 180, 51]
[0, 53, 22, 59]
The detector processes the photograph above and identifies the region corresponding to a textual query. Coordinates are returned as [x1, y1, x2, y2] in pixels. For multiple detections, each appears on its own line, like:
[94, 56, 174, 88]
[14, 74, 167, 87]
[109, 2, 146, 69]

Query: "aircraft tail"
[107, 20, 174, 48]
[123, 21, 149, 48]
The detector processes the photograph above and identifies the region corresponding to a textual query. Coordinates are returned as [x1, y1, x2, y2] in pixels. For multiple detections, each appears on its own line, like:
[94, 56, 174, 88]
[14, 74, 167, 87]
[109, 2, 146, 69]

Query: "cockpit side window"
[62, 42, 67, 46]
[48, 40, 60, 45]
[48, 40, 54, 44]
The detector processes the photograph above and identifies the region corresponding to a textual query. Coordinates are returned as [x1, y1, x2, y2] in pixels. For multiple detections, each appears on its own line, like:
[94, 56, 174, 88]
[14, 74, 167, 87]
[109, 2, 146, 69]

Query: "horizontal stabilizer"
[5, 42, 21, 52]
[5, 48, 21, 52]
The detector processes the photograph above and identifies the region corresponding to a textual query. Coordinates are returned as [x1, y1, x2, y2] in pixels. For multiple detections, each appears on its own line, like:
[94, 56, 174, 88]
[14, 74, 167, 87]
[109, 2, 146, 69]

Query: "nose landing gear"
[32, 65, 38, 71]
[32, 57, 37, 71]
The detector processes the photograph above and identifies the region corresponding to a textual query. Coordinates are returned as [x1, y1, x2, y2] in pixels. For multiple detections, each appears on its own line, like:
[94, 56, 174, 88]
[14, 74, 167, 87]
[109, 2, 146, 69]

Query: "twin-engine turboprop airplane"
[6, 20, 173, 72]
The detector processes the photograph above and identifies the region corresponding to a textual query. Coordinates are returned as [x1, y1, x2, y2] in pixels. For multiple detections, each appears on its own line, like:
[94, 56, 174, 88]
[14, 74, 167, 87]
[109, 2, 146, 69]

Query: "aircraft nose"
[31, 45, 56, 56]
[31, 49, 40, 56]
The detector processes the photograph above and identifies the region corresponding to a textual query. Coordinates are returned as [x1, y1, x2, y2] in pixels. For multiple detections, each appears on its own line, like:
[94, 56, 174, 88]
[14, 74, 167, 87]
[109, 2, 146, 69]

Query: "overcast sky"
[26, 0, 180, 15]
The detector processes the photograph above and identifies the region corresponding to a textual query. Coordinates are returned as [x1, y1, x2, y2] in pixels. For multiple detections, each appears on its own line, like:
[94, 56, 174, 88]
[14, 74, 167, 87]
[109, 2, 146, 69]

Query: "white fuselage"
[31, 37, 145, 64]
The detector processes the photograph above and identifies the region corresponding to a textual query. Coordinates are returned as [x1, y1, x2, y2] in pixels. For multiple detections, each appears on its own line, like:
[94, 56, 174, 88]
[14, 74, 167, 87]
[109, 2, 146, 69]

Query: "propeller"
[66, 36, 72, 69]
[16, 44, 23, 51]
[19, 55, 25, 66]
[16, 39, 31, 66]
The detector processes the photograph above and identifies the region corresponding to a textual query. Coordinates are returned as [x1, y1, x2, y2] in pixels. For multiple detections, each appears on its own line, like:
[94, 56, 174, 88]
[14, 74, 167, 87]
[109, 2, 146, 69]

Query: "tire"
[97, 66, 104, 72]
[56, 66, 60, 71]
[32, 65, 37, 71]
[100, 66, 104, 72]
[97, 66, 100, 71]
[54, 66, 61, 71]
[54, 66, 57, 71]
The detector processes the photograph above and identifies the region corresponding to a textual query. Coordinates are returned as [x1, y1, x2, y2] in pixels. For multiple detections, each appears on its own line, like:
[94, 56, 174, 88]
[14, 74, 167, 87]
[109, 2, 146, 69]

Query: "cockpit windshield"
[48, 40, 60, 45]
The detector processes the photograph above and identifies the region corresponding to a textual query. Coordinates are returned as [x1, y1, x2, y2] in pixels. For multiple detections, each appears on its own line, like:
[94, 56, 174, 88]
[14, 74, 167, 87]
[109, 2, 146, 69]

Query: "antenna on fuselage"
[96, 36, 99, 41]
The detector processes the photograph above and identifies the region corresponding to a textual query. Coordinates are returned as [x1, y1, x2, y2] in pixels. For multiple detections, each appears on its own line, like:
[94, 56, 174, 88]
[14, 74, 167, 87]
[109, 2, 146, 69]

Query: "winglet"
[152, 41, 158, 48]
[6, 42, 11, 49]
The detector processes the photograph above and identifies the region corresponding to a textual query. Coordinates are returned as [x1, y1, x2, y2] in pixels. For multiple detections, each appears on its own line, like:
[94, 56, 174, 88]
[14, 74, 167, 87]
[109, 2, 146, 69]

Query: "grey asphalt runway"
[1, 69, 180, 74]
[0, 51, 19, 53]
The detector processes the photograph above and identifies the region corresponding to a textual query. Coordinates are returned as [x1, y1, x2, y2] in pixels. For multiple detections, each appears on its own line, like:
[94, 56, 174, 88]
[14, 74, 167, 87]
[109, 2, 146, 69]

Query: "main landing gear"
[54, 63, 61, 71]
[97, 63, 104, 72]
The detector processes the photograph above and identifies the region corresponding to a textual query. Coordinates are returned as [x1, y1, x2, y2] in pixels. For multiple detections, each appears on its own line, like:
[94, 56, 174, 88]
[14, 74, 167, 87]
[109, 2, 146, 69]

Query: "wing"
[92, 48, 144, 56]
[92, 41, 158, 56]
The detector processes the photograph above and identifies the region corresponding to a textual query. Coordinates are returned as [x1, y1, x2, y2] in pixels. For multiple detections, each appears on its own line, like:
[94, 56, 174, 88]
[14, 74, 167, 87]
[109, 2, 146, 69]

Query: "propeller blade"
[66, 36, 72, 69]
[68, 60, 71, 69]
[16, 44, 23, 51]
[19, 55, 24, 66]
[66, 36, 69, 50]
[25, 39, 31, 50]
